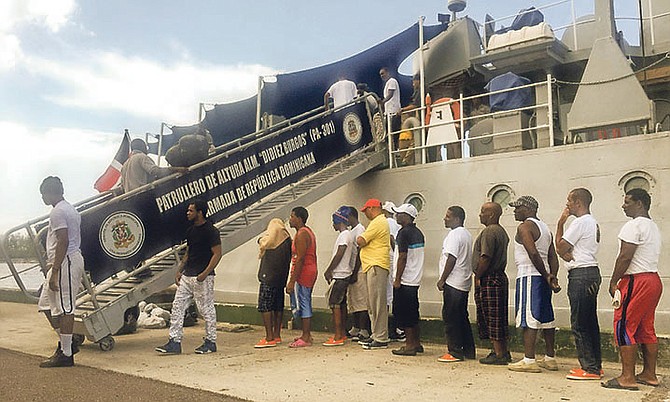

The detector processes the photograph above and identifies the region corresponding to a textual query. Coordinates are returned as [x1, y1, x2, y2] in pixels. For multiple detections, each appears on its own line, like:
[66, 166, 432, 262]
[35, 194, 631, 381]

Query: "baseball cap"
[392, 203, 418, 219]
[382, 201, 396, 213]
[360, 198, 382, 211]
[333, 206, 350, 225]
[509, 195, 539, 210]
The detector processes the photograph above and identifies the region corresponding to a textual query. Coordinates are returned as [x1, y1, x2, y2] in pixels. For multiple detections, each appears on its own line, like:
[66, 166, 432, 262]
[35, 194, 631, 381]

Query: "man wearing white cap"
[383, 201, 403, 342]
[390, 204, 425, 356]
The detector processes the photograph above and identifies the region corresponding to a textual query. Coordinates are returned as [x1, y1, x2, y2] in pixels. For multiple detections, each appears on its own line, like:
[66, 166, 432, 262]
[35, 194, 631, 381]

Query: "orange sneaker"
[566, 368, 603, 380]
[323, 337, 345, 347]
[569, 367, 604, 376]
[274, 338, 282, 344]
[254, 338, 277, 348]
[437, 353, 463, 363]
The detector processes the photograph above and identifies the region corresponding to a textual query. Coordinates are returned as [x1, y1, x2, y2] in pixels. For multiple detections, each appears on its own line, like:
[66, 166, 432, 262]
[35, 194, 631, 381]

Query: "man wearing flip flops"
[322, 207, 355, 346]
[286, 207, 318, 348]
[602, 189, 662, 391]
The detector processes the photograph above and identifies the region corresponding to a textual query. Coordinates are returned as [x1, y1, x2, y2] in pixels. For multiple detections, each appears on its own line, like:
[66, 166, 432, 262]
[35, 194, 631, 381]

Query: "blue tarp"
[167, 22, 446, 152]
[485, 72, 532, 112]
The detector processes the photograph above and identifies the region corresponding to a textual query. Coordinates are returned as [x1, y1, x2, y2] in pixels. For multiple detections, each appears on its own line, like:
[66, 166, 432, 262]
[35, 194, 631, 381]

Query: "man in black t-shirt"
[156, 199, 222, 355]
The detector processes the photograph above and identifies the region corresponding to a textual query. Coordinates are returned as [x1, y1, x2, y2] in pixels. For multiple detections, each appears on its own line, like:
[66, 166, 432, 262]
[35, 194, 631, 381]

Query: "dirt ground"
[0, 348, 246, 402]
[1, 301, 669, 402]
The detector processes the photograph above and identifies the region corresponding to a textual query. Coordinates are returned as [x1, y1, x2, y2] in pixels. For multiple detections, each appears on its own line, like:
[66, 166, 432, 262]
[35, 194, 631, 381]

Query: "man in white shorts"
[38, 176, 85, 368]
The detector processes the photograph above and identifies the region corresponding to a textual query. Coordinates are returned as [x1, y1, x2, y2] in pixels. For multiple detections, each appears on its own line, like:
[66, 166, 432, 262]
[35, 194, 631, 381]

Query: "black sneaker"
[39, 350, 74, 368]
[155, 338, 182, 354]
[194, 338, 216, 354]
[362, 340, 388, 350]
[479, 353, 509, 365]
[392, 346, 417, 356]
[416, 344, 424, 353]
[357, 336, 373, 346]
[503, 351, 512, 362]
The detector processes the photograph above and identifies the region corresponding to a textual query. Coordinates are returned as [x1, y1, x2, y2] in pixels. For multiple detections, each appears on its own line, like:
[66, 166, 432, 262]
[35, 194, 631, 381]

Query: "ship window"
[404, 193, 425, 214]
[618, 171, 654, 194]
[624, 177, 650, 193]
[488, 184, 514, 208]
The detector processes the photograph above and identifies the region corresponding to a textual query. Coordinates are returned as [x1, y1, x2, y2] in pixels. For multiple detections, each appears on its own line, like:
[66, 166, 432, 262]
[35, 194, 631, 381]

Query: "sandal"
[289, 338, 312, 348]
[635, 375, 660, 387]
[601, 378, 639, 391]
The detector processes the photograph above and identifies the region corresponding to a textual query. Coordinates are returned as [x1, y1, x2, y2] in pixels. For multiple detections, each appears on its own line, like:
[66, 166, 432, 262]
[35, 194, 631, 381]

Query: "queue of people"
[244, 188, 661, 393]
[36, 176, 663, 393]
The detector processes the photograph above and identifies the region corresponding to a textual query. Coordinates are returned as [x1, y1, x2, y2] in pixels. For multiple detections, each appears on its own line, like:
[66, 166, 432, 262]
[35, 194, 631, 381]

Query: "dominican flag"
[94, 130, 130, 192]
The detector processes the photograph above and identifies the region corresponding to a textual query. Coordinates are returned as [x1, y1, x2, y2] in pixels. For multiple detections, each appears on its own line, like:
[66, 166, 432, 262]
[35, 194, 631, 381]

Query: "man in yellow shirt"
[356, 199, 391, 349]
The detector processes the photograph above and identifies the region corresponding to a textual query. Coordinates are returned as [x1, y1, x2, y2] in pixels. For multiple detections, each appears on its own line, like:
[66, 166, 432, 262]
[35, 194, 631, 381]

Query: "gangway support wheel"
[99, 335, 115, 351]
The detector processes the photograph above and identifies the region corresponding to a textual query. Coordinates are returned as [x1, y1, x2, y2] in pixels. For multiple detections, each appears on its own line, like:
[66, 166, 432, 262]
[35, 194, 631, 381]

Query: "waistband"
[567, 266, 599, 276]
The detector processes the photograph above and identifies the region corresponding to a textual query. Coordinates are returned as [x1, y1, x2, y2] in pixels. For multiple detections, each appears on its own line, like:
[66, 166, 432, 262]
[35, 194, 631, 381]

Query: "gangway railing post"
[547, 74, 555, 147]
[256, 76, 263, 133]
[157, 123, 165, 167]
[82, 272, 101, 310]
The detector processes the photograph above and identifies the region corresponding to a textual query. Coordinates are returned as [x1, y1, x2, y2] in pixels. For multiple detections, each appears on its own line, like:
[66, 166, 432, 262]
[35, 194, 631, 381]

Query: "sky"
[0, 0, 640, 231]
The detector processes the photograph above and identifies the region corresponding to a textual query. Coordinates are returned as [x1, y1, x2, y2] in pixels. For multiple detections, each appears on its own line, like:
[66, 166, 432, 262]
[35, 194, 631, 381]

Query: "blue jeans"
[567, 267, 602, 373]
[442, 284, 476, 360]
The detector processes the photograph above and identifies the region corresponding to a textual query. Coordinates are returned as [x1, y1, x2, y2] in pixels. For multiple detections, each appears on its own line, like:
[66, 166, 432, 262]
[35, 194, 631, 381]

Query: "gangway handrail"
[1, 95, 376, 299]
[212, 140, 382, 233]
[83, 96, 369, 219]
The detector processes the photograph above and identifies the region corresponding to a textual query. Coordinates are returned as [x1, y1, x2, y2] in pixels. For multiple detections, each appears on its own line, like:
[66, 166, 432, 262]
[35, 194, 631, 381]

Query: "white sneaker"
[537, 357, 558, 371]
[508, 360, 542, 373]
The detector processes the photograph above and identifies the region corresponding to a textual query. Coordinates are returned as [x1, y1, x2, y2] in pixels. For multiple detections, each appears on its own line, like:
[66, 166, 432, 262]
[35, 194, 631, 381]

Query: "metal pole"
[157, 123, 165, 166]
[648, 0, 655, 46]
[418, 16, 427, 165]
[547, 74, 555, 147]
[256, 76, 263, 133]
[459, 93, 466, 157]
[387, 114, 394, 168]
[570, 0, 578, 50]
[639, 0, 648, 93]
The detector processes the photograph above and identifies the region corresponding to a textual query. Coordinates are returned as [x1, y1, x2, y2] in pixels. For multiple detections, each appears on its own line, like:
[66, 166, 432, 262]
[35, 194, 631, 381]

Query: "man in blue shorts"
[508, 196, 561, 373]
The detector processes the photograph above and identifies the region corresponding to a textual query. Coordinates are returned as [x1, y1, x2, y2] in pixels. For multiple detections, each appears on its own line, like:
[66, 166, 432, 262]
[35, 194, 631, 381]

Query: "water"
[0, 262, 43, 291]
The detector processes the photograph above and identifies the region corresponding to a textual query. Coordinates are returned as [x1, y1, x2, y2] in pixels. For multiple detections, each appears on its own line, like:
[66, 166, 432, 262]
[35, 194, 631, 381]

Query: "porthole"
[618, 171, 654, 194]
[404, 193, 425, 213]
[487, 184, 515, 208]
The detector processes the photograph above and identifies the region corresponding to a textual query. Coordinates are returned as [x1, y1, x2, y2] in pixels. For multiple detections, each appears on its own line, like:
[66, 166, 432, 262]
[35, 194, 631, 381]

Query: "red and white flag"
[94, 130, 130, 192]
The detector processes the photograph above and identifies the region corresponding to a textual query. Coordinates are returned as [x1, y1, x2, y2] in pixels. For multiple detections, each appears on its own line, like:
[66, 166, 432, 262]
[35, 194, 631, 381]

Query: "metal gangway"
[0, 97, 387, 351]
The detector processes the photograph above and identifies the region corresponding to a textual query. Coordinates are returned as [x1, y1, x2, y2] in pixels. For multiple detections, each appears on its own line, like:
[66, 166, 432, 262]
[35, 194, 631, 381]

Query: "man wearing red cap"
[356, 198, 391, 349]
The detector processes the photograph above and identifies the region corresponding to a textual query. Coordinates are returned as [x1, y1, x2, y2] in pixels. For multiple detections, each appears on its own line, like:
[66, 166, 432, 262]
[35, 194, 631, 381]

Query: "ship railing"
[616, 3, 670, 48]
[386, 74, 555, 169]
[475, 0, 581, 52]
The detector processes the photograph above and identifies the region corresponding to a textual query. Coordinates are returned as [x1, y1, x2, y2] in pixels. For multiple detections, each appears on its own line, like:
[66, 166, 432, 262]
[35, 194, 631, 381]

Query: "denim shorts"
[295, 283, 313, 318]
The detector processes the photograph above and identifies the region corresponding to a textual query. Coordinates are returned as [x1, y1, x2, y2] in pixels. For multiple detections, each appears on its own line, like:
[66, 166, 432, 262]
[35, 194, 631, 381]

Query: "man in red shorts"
[603, 189, 662, 391]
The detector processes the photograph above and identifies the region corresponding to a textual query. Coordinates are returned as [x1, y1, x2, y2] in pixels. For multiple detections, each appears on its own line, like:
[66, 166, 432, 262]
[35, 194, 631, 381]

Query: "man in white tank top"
[556, 188, 603, 380]
[507, 196, 561, 374]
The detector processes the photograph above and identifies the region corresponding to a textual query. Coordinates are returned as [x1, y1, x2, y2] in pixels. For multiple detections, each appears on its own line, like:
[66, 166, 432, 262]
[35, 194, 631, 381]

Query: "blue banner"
[81, 103, 373, 283]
